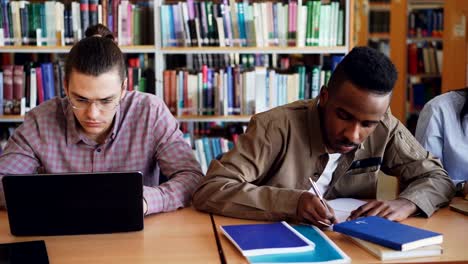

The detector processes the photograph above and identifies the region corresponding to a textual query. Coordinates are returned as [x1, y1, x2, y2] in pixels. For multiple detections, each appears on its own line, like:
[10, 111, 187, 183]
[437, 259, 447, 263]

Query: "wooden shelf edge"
[0, 45, 155, 53]
[161, 46, 349, 54]
[0, 115, 24, 122]
[176, 115, 252, 122]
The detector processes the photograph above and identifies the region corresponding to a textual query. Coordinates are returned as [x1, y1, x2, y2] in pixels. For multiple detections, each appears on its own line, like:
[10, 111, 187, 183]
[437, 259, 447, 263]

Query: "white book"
[222, 71, 228, 116]
[45, 1, 57, 46]
[98, 4, 102, 24]
[194, 139, 208, 174]
[254, 67, 267, 114]
[10, 2, 21, 46]
[252, 3, 263, 47]
[260, 3, 269, 47]
[55, 2, 65, 46]
[216, 17, 226, 47]
[30, 68, 37, 109]
[180, 2, 191, 47]
[268, 69, 276, 109]
[71, 2, 81, 41]
[296, 6, 307, 47]
[350, 237, 442, 261]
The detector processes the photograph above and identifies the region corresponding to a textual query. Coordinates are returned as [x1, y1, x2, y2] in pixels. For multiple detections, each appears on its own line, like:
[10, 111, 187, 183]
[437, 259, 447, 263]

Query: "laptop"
[2, 171, 144, 236]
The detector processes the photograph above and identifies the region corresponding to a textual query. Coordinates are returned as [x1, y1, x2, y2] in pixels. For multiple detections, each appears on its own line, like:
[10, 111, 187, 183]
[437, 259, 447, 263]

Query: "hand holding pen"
[296, 178, 337, 228]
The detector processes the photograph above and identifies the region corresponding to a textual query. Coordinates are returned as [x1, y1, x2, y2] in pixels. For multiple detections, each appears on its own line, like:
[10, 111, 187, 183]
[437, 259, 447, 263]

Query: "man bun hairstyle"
[328, 46, 398, 95]
[65, 24, 126, 84]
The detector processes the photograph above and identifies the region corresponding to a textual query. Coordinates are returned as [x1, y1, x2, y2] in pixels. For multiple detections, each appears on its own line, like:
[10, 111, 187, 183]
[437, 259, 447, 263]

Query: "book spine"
[89, 0, 98, 27]
[80, 0, 89, 36]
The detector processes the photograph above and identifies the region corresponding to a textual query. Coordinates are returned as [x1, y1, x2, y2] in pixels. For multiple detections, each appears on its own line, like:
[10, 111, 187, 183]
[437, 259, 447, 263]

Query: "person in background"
[416, 88, 468, 197]
[193, 47, 455, 227]
[0, 24, 203, 215]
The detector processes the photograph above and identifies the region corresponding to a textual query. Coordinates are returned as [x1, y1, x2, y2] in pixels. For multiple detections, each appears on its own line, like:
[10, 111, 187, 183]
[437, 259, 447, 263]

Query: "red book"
[2, 65, 14, 101]
[36, 67, 45, 104]
[127, 67, 134, 91]
[13, 65, 25, 100]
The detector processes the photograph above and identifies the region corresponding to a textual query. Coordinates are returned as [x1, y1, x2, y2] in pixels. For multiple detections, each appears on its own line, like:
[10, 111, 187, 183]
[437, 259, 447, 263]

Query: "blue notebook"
[221, 221, 315, 256]
[247, 225, 350, 264]
[333, 216, 443, 251]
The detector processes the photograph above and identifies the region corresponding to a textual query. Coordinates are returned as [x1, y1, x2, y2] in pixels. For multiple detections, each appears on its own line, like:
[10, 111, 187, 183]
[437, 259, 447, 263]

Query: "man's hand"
[348, 198, 417, 222]
[297, 192, 337, 228]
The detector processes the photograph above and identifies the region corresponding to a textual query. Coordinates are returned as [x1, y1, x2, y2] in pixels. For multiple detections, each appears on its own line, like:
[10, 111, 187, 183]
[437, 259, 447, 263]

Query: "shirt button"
[96, 148, 102, 153]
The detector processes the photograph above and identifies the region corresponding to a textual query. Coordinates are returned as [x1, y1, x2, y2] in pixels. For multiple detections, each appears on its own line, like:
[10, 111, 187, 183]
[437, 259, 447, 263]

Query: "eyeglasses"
[68, 93, 122, 112]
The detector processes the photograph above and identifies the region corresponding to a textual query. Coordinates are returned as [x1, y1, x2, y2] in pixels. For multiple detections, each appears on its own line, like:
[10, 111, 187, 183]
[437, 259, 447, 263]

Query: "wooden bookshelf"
[442, 0, 468, 92]
[389, 0, 445, 124]
[0, 115, 251, 123]
[177, 115, 251, 123]
[160, 46, 349, 55]
[368, 33, 390, 40]
[407, 37, 443, 43]
[369, 2, 390, 11]
[0, 115, 24, 123]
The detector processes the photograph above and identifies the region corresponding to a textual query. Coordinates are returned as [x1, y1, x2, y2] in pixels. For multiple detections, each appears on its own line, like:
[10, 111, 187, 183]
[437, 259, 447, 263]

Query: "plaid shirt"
[0, 91, 203, 215]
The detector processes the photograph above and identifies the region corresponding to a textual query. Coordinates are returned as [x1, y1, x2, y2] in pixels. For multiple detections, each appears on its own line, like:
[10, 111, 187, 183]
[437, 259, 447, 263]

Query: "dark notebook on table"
[2, 172, 144, 236]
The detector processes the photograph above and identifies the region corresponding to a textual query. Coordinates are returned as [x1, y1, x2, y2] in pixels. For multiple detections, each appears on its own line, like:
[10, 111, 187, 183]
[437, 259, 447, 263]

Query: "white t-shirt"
[310, 153, 342, 195]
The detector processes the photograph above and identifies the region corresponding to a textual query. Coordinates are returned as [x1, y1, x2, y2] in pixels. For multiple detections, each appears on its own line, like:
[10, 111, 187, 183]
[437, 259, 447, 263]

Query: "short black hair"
[328, 46, 398, 95]
[65, 24, 126, 84]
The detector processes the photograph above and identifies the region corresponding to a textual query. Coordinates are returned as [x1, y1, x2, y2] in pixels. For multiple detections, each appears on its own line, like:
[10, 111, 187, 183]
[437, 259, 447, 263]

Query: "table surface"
[0, 207, 220, 264]
[213, 199, 468, 263]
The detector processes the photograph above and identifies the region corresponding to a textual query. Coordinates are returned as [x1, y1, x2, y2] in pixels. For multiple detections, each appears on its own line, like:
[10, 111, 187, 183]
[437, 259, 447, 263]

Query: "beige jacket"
[193, 99, 455, 221]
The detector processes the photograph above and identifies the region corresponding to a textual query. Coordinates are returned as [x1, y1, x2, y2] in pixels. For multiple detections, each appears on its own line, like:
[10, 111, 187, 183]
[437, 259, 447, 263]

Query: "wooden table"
[213, 200, 468, 263]
[0, 207, 220, 264]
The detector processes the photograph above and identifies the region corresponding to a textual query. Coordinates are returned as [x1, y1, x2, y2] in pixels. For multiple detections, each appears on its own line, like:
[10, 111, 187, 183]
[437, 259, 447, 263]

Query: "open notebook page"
[327, 198, 367, 223]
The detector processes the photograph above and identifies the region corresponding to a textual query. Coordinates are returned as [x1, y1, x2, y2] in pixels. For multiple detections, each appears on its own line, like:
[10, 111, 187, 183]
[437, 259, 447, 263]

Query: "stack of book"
[333, 216, 443, 261]
[221, 221, 350, 263]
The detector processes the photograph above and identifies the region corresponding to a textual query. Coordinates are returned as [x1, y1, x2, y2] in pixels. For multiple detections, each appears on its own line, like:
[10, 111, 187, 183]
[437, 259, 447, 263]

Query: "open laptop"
[2, 171, 144, 236]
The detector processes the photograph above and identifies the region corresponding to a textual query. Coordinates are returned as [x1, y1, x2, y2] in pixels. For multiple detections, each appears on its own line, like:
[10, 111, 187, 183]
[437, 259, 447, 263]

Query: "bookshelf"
[0, 0, 355, 130]
[156, 0, 353, 131]
[441, 0, 468, 92]
[355, 0, 390, 56]
[389, 0, 444, 128]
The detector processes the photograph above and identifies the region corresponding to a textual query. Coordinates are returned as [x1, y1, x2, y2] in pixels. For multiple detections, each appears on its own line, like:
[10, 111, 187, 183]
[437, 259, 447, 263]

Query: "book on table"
[221, 222, 350, 264]
[349, 236, 442, 261]
[220, 221, 315, 257]
[333, 216, 443, 251]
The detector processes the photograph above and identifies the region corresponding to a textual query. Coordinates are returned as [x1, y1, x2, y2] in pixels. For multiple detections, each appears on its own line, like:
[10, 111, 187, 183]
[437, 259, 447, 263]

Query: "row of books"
[0, 0, 154, 47]
[407, 42, 443, 75]
[187, 136, 235, 174]
[160, 0, 344, 48]
[369, 10, 389, 34]
[163, 63, 337, 117]
[408, 76, 441, 113]
[0, 56, 155, 115]
[1, 62, 62, 115]
[368, 39, 389, 57]
[185, 53, 317, 73]
[408, 8, 443, 38]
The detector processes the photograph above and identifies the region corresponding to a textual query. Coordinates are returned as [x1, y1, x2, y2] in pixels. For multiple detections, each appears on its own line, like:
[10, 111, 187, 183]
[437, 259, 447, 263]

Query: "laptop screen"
[2, 171, 144, 236]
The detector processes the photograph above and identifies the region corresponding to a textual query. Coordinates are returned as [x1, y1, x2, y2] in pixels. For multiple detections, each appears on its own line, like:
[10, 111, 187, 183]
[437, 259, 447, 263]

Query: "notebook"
[221, 221, 315, 256]
[247, 225, 350, 264]
[327, 198, 367, 223]
[333, 216, 443, 251]
[349, 237, 442, 261]
[2, 171, 144, 236]
[0, 240, 49, 264]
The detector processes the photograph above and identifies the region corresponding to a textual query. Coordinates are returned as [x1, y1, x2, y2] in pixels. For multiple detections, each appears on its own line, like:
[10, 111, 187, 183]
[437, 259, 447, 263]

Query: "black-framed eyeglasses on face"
[68, 91, 123, 112]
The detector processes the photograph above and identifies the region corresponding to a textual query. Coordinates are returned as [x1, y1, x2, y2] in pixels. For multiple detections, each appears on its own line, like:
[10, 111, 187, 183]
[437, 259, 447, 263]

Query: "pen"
[309, 177, 333, 227]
